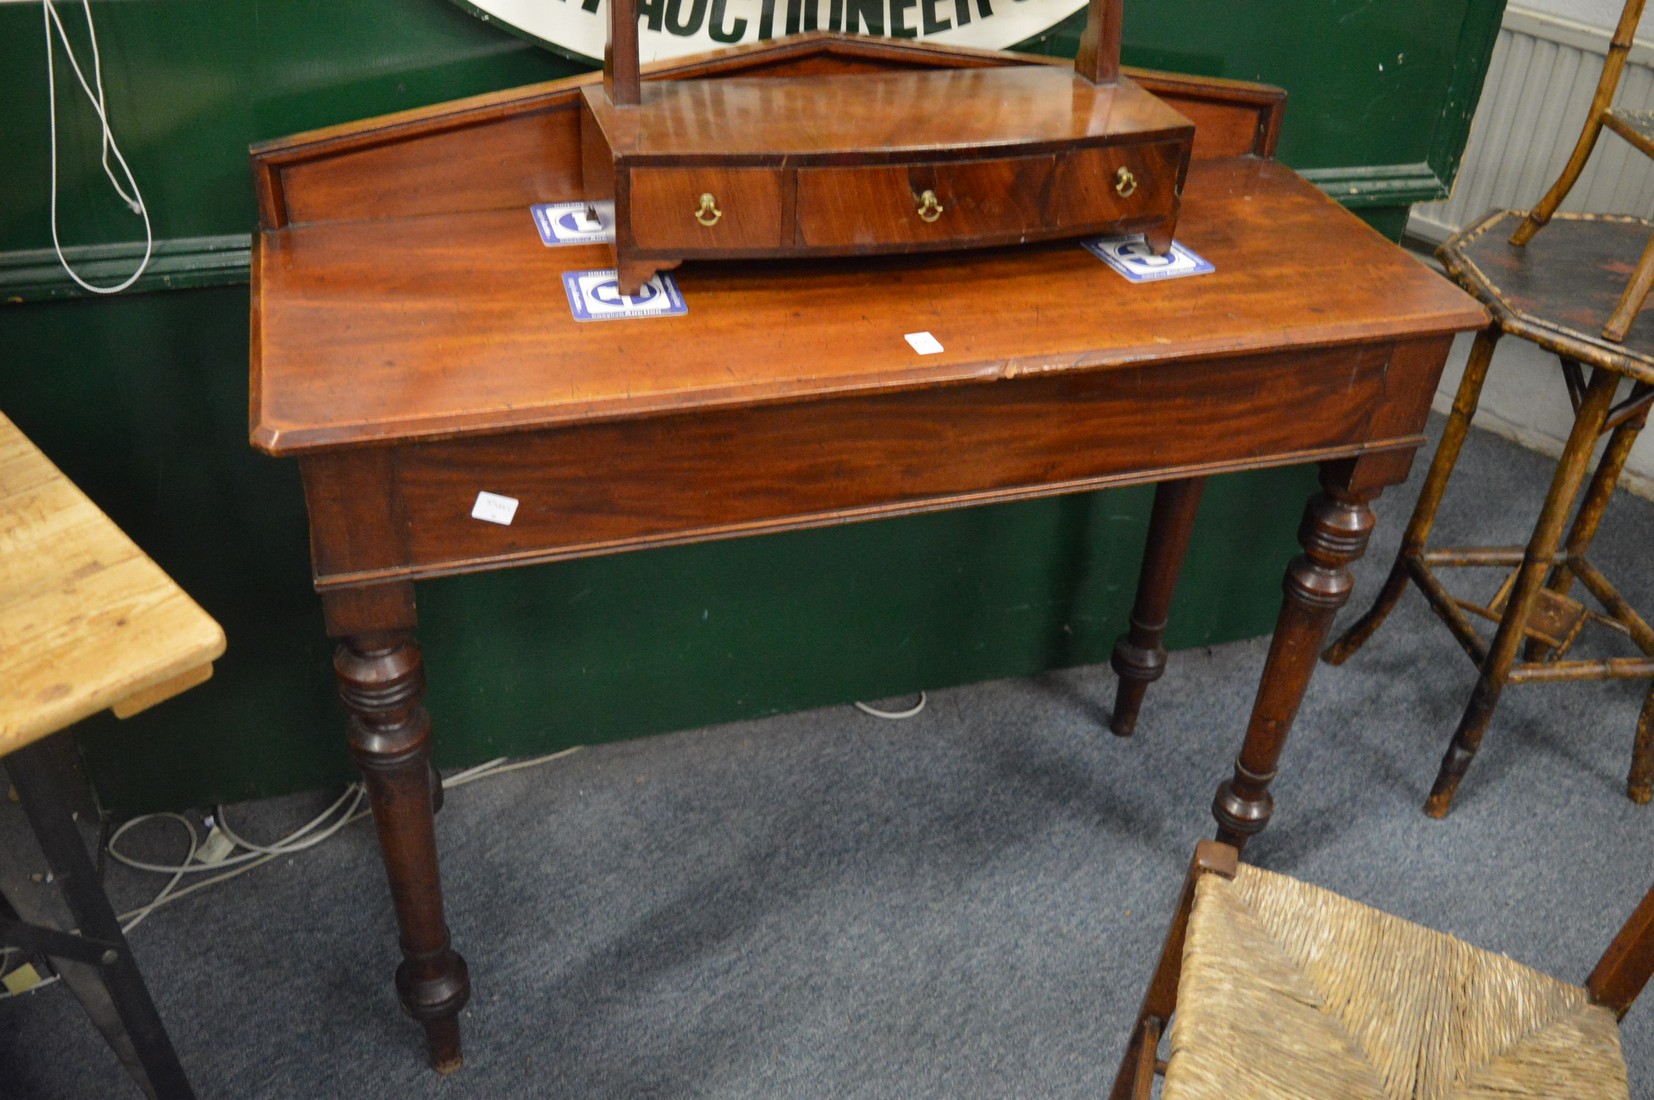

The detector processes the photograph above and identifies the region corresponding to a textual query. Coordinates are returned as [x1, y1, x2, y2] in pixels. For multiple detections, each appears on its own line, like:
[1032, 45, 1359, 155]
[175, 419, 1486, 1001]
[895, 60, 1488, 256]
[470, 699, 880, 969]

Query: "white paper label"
[471, 491, 520, 526]
[905, 331, 944, 355]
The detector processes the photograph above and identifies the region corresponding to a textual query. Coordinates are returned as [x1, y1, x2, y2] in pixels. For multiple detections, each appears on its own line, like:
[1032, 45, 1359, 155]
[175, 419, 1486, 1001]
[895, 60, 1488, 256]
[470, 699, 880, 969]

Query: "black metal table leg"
[4, 739, 195, 1100]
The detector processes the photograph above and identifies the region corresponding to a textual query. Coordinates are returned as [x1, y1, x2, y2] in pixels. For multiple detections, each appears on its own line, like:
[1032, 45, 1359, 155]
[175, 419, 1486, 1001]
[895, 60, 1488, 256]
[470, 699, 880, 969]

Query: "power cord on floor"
[853, 692, 927, 719]
[0, 747, 582, 1000]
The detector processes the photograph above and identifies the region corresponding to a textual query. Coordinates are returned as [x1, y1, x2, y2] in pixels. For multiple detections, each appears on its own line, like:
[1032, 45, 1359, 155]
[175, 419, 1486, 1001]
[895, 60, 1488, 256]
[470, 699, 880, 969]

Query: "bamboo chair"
[1111, 841, 1654, 1100]
[1510, 0, 1654, 342]
[1325, 36, 1654, 814]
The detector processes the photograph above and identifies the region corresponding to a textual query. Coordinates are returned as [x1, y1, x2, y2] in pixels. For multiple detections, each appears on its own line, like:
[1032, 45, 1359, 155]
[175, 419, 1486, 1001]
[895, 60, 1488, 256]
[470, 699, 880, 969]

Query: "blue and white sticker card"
[1083, 234, 1214, 282]
[562, 268, 687, 322]
[532, 202, 614, 246]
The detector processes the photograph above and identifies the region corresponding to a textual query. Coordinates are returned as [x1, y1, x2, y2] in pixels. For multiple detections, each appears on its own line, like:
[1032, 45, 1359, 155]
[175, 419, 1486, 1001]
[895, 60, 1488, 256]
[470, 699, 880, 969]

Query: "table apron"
[300, 336, 1449, 589]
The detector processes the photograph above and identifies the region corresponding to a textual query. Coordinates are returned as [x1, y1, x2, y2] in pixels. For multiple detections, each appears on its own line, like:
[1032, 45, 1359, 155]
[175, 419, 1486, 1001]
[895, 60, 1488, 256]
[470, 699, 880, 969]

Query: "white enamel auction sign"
[453, 0, 1084, 65]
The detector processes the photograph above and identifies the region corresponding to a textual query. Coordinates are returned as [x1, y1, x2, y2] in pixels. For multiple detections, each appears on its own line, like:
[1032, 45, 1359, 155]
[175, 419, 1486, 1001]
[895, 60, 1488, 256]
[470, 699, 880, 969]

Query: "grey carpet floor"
[4, 413, 1653, 1098]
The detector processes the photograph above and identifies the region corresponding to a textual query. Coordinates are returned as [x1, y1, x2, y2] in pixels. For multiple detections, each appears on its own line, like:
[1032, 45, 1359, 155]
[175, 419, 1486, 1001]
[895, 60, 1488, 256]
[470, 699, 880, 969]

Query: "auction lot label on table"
[452, 0, 1085, 65]
[563, 269, 687, 321]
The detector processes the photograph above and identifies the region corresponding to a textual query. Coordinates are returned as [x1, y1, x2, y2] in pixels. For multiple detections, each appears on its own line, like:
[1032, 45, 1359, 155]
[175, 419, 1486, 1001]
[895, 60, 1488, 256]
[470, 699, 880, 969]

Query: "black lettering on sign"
[744, 0, 1001, 42]
[890, 0, 918, 36]
[707, 0, 747, 41]
[580, 0, 600, 14]
[636, 0, 665, 30]
[784, 0, 823, 34]
[845, 0, 883, 34]
[665, 0, 707, 34]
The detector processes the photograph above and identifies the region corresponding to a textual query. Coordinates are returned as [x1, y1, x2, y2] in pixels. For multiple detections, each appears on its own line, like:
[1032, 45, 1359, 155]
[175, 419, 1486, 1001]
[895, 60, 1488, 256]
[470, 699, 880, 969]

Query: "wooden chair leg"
[1587, 871, 1654, 1018]
[1110, 477, 1206, 737]
[1108, 842, 1238, 1100]
[1326, 327, 1500, 665]
[1525, 385, 1651, 661]
[1629, 684, 1654, 805]
[1425, 369, 1622, 817]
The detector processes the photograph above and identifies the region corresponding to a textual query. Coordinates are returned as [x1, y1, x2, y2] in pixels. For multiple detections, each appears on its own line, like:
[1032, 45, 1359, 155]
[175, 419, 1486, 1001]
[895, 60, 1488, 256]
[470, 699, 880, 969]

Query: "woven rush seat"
[1111, 843, 1654, 1100]
[1164, 861, 1628, 1099]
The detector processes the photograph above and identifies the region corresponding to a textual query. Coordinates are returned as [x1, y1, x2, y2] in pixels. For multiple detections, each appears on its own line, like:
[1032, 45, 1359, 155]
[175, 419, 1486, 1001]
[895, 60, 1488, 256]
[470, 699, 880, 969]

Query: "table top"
[251, 157, 1486, 456]
[0, 412, 226, 756]
[581, 67, 1189, 157]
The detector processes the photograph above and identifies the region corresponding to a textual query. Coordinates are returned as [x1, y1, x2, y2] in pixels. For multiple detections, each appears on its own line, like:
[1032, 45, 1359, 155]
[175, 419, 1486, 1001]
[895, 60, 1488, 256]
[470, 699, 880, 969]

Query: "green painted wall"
[0, 0, 1503, 813]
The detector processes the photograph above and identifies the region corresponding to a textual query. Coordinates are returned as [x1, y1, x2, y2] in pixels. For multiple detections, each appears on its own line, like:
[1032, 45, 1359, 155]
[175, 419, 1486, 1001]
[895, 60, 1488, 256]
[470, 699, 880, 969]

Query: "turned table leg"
[1325, 327, 1501, 666]
[325, 587, 469, 1072]
[1110, 476, 1206, 737]
[1212, 457, 1393, 852]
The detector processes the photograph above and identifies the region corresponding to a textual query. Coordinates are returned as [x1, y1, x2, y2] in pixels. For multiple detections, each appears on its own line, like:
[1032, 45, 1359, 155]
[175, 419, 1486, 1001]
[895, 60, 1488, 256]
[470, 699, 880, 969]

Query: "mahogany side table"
[249, 37, 1486, 1071]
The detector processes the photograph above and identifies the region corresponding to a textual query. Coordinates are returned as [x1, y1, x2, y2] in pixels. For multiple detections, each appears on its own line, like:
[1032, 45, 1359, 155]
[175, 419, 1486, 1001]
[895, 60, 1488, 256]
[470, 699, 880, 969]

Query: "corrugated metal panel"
[1411, 5, 1654, 240]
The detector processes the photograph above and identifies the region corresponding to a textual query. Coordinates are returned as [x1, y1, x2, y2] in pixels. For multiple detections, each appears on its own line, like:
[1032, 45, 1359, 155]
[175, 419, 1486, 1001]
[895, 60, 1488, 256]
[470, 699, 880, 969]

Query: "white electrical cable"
[112, 812, 198, 935]
[447, 747, 581, 786]
[106, 784, 364, 876]
[0, 746, 587, 999]
[103, 748, 583, 913]
[853, 692, 927, 719]
[42, 0, 152, 295]
[208, 785, 365, 857]
[444, 758, 512, 787]
[74, 0, 138, 211]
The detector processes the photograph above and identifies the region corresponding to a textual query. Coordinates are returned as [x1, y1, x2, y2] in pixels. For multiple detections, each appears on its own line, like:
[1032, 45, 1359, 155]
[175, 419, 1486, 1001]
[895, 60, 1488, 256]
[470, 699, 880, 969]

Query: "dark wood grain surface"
[249, 37, 1284, 232]
[583, 67, 1188, 157]
[297, 341, 1429, 589]
[252, 158, 1482, 455]
[581, 46, 1192, 291]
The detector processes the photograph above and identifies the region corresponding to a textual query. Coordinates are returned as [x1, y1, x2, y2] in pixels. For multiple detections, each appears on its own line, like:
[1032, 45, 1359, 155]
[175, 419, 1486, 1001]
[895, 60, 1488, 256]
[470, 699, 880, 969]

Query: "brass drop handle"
[1114, 167, 1138, 198]
[916, 189, 944, 223]
[694, 193, 723, 227]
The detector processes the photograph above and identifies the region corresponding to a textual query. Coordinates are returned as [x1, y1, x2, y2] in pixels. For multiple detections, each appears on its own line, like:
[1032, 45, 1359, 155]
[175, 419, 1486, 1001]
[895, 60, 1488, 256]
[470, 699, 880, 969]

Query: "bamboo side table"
[1326, 210, 1654, 816]
[0, 410, 225, 1100]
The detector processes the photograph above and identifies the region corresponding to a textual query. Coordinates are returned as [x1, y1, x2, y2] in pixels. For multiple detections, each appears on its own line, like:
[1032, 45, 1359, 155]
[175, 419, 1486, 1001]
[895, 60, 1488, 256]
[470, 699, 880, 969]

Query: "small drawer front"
[796, 157, 1053, 249]
[1050, 142, 1182, 230]
[627, 167, 784, 251]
